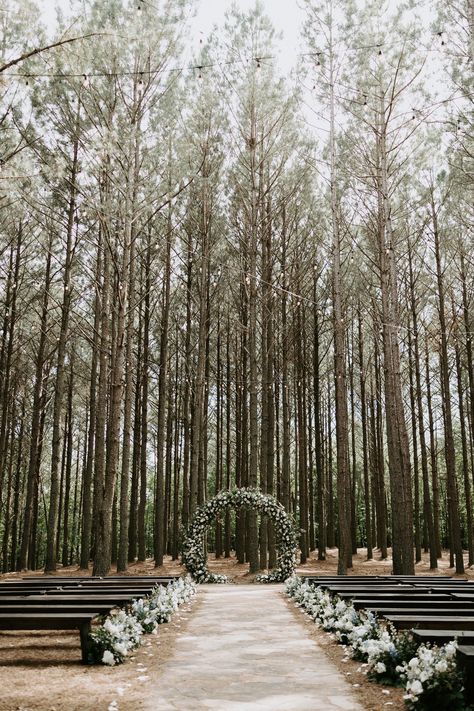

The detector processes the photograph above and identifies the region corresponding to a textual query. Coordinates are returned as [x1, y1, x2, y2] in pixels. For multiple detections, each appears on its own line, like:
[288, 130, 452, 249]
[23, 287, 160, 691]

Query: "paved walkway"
[147, 584, 365, 711]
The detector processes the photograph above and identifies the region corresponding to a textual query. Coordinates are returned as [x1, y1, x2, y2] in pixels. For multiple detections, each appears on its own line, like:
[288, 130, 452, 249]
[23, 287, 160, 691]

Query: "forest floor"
[0, 547, 472, 710]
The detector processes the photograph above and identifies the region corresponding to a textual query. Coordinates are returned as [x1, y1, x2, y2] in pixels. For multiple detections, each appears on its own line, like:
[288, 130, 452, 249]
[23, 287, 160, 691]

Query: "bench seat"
[384, 615, 474, 631]
[0, 594, 138, 606]
[0, 612, 98, 662]
[412, 629, 474, 644]
[351, 598, 468, 610]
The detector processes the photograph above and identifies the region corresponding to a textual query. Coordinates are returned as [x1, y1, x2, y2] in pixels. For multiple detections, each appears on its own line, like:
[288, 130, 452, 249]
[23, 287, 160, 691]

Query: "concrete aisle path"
[146, 584, 365, 711]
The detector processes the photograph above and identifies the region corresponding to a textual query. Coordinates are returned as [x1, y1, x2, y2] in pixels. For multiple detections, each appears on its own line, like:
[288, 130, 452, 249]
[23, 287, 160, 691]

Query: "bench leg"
[79, 622, 91, 664]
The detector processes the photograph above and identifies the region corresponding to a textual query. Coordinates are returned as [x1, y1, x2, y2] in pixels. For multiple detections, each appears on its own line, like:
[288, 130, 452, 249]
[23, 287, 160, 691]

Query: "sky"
[37, 0, 305, 70]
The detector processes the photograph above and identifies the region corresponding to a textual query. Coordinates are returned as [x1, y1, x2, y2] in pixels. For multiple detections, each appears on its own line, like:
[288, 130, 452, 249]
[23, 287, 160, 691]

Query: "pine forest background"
[1, 0, 474, 577]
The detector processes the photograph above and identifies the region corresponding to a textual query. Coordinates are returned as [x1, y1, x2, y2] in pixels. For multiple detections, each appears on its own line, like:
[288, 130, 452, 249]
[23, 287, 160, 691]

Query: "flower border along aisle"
[182, 487, 298, 583]
[88, 576, 196, 665]
[286, 576, 468, 711]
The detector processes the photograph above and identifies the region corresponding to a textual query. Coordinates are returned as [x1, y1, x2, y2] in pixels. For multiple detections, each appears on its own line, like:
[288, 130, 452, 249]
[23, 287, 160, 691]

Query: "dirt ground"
[0, 548, 472, 710]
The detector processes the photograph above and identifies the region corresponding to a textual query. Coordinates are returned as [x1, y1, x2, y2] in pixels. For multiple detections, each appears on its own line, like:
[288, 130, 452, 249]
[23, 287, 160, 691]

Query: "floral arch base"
[181, 487, 298, 583]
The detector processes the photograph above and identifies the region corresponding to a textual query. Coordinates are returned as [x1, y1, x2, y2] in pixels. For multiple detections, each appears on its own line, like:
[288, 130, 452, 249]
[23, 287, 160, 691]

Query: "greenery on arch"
[182, 487, 298, 583]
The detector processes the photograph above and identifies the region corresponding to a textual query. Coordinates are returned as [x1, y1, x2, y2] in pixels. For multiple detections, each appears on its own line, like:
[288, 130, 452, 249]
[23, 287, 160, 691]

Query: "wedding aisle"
[146, 585, 365, 711]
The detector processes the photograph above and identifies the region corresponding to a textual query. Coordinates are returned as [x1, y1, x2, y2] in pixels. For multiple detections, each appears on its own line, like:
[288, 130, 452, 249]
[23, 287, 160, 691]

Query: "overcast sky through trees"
[37, 0, 304, 69]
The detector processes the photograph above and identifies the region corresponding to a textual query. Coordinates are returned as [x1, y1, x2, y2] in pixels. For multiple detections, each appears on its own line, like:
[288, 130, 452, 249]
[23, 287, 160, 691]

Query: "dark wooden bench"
[337, 591, 450, 601]
[413, 584, 474, 592]
[456, 645, 474, 703]
[15, 578, 175, 588]
[0, 581, 165, 589]
[0, 612, 98, 662]
[0, 594, 140, 607]
[384, 615, 474, 631]
[368, 607, 474, 617]
[324, 587, 430, 597]
[22, 575, 177, 580]
[0, 603, 118, 614]
[351, 598, 467, 610]
[0, 587, 157, 597]
[413, 629, 474, 645]
[305, 575, 453, 579]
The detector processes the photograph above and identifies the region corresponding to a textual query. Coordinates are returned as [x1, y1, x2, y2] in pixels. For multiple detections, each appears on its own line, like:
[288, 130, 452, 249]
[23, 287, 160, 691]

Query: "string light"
[7, 25, 450, 84]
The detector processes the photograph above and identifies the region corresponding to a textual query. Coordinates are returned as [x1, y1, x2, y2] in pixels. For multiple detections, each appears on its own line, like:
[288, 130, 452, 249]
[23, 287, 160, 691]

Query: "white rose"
[409, 680, 423, 695]
[113, 642, 128, 656]
[435, 660, 448, 673]
[102, 650, 116, 666]
[375, 662, 386, 674]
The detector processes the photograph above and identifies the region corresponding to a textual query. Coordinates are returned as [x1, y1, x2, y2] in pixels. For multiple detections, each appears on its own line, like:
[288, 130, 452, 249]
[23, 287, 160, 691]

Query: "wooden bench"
[412, 629, 474, 645]
[0, 581, 164, 589]
[324, 587, 432, 598]
[0, 603, 118, 614]
[351, 598, 466, 610]
[0, 612, 98, 662]
[1, 578, 166, 585]
[337, 591, 450, 600]
[0, 587, 157, 597]
[383, 615, 474, 631]
[305, 575, 453, 581]
[456, 645, 474, 703]
[0, 594, 139, 607]
[22, 575, 177, 581]
[367, 607, 474, 618]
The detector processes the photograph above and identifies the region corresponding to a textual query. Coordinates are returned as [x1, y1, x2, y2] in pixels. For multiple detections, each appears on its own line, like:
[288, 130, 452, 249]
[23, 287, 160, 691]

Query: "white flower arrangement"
[88, 575, 196, 665]
[182, 488, 298, 583]
[397, 640, 465, 710]
[286, 575, 467, 710]
[132, 576, 196, 632]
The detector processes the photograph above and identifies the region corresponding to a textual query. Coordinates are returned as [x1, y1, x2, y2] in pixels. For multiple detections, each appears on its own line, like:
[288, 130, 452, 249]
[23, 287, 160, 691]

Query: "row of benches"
[304, 574, 474, 701]
[0, 575, 178, 662]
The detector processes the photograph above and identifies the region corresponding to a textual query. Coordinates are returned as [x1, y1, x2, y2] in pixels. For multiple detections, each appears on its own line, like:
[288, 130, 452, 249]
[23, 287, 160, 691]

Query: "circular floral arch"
[181, 487, 298, 583]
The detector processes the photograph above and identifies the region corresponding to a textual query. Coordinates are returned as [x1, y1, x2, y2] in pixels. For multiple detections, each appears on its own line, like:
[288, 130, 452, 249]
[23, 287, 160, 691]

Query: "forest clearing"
[1, 0, 474, 708]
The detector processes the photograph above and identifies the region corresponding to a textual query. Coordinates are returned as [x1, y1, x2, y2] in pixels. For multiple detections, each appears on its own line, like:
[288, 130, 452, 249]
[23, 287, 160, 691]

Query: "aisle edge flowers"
[286, 575, 468, 710]
[87, 575, 196, 665]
